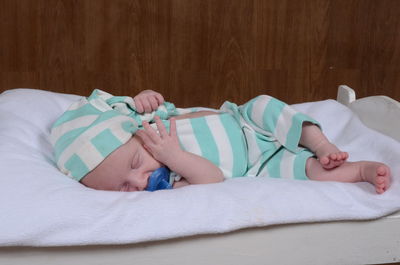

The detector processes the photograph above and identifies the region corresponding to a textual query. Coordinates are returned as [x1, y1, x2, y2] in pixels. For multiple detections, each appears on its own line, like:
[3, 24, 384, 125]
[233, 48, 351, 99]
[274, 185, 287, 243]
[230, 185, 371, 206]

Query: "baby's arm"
[136, 116, 224, 186]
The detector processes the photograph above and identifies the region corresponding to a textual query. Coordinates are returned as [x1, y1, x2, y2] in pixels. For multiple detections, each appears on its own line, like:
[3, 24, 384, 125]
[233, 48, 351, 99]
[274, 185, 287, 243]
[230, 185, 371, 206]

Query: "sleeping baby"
[50, 89, 391, 194]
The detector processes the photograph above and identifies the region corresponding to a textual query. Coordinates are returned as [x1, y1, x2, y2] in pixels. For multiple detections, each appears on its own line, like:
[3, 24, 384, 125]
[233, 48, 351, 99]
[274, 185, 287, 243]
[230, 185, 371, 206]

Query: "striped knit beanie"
[50, 89, 177, 182]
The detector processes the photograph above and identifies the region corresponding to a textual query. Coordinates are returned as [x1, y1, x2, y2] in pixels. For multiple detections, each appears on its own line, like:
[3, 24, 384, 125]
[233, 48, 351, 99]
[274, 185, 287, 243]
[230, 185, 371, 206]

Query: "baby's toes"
[320, 156, 336, 169]
[319, 156, 330, 166]
[329, 153, 343, 167]
[376, 186, 385, 194]
[376, 178, 386, 194]
[334, 152, 346, 161]
[340, 152, 349, 161]
[377, 165, 387, 176]
[376, 176, 385, 185]
[334, 152, 348, 165]
[329, 153, 337, 161]
[375, 166, 391, 194]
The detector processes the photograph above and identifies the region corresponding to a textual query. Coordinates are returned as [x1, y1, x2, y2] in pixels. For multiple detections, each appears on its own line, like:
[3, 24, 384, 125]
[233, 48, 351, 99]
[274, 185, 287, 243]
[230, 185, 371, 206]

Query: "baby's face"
[81, 136, 162, 192]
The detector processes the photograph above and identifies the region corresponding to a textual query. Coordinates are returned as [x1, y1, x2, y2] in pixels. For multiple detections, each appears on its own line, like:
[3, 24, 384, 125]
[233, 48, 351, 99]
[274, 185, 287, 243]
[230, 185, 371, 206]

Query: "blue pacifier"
[145, 167, 172, 192]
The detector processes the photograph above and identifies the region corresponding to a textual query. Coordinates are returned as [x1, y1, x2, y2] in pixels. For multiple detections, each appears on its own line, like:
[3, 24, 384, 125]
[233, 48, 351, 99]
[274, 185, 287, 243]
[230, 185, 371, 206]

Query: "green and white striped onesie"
[51, 90, 319, 182]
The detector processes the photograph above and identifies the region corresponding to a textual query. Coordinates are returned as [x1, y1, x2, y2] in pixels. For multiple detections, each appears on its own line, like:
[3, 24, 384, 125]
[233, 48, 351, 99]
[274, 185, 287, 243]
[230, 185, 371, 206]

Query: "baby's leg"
[306, 158, 391, 194]
[300, 123, 348, 169]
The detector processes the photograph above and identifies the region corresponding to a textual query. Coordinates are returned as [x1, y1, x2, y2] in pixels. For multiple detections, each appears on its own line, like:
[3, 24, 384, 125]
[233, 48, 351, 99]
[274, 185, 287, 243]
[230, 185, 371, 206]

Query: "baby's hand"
[136, 116, 181, 165]
[133, 90, 165, 113]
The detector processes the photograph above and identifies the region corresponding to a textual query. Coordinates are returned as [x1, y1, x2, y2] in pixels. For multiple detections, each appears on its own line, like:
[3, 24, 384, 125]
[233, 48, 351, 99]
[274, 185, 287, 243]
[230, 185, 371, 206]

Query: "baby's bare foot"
[360, 162, 391, 194]
[315, 141, 348, 169]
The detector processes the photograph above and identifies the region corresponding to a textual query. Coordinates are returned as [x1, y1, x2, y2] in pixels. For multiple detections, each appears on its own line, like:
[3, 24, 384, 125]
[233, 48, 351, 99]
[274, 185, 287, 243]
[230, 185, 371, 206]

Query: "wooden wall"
[1, 0, 399, 108]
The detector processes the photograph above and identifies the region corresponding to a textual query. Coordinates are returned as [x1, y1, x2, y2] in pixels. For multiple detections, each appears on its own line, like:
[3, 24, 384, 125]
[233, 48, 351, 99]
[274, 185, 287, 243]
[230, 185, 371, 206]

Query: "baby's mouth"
[145, 167, 172, 191]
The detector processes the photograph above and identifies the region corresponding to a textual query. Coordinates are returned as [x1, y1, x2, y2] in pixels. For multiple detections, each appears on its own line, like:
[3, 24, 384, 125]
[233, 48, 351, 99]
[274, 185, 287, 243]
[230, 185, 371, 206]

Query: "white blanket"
[0, 89, 399, 247]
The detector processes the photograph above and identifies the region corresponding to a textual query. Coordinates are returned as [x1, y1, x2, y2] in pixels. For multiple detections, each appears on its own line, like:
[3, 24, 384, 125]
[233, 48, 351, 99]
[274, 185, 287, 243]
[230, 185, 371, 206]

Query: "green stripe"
[190, 117, 220, 167]
[293, 150, 313, 180]
[91, 128, 123, 157]
[65, 154, 90, 181]
[219, 114, 247, 177]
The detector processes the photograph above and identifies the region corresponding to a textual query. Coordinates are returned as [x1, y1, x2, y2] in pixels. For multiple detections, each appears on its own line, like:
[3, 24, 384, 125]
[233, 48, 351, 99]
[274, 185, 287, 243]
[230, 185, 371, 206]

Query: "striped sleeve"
[175, 114, 247, 178]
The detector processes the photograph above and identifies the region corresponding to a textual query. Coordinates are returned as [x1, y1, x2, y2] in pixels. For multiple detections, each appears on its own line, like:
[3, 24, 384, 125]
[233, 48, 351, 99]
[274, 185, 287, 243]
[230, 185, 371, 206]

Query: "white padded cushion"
[1, 88, 399, 247]
[0, 89, 82, 187]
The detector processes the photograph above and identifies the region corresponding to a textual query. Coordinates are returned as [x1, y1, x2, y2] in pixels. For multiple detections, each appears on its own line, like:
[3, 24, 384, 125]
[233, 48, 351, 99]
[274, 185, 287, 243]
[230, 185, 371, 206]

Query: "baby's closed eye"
[131, 152, 140, 169]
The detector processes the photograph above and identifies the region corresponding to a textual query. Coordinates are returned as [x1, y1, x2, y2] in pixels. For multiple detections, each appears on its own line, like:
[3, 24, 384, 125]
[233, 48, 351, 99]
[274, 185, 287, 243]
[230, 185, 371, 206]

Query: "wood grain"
[1, 0, 399, 107]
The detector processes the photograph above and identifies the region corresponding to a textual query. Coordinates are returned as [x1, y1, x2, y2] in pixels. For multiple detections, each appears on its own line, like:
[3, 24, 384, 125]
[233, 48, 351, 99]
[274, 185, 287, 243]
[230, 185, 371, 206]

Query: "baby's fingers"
[169, 117, 177, 137]
[148, 96, 159, 111]
[134, 97, 152, 113]
[140, 98, 152, 113]
[141, 121, 161, 142]
[154, 116, 168, 137]
[135, 130, 151, 144]
[155, 93, 164, 105]
[134, 98, 145, 113]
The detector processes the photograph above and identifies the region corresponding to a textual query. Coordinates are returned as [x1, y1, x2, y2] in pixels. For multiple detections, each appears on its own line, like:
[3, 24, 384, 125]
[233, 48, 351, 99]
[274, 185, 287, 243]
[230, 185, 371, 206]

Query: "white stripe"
[58, 116, 134, 167]
[94, 89, 114, 100]
[123, 96, 135, 108]
[205, 115, 234, 178]
[75, 142, 105, 170]
[273, 140, 281, 149]
[280, 150, 296, 179]
[141, 112, 155, 122]
[50, 115, 98, 145]
[157, 105, 167, 113]
[246, 159, 263, 177]
[242, 125, 262, 166]
[175, 119, 202, 157]
[112, 102, 132, 115]
[274, 105, 296, 145]
[90, 98, 113, 112]
[237, 97, 274, 139]
[256, 164, 270, 178]
[251, 96, 272, 130]
[235, 113, 268, 178]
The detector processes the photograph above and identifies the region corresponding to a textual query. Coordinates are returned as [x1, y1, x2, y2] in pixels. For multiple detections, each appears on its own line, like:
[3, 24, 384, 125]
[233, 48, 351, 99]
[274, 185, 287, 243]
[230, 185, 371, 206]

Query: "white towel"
[0, 89, 399, 247]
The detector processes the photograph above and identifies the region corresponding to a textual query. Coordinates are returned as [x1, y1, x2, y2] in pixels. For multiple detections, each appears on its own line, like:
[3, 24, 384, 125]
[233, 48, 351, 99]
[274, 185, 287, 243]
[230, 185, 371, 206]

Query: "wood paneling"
[1, 0, 399, 107]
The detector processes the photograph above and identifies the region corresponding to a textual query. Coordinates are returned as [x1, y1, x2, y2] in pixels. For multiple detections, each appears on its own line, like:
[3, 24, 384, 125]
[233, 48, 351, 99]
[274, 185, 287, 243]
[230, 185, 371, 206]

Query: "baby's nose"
[136, 173, 151, 191]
